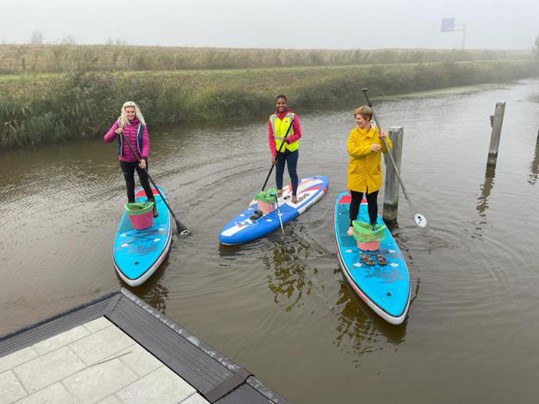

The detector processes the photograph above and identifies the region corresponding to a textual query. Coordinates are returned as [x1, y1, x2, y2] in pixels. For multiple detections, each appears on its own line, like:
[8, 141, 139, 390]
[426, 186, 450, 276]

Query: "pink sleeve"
[268, 119, 276, 157]
[286, 115, 302, 143]
[104, 121, 119, 143]
[140, 126, 150, 159]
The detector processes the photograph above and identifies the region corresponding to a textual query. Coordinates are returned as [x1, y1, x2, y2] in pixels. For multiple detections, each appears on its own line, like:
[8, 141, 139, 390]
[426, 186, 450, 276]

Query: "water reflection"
[476, 163, 497, 230]
[122, 257, 170, 314]
[528, 134, 539, 185]
[263, 232, 313, 312]
[332, 276, 406, 363]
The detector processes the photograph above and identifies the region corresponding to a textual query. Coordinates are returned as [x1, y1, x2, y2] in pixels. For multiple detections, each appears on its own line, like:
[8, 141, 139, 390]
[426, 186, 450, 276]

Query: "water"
[1, 80, 538, 403]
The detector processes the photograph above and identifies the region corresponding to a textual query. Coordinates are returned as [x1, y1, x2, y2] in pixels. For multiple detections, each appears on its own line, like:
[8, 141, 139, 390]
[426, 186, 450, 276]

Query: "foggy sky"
[1, 0, 538, 50]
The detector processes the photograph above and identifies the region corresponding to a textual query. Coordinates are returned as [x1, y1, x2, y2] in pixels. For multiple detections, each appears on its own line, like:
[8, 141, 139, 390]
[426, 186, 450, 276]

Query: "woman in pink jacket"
[104, 101, 157, 217]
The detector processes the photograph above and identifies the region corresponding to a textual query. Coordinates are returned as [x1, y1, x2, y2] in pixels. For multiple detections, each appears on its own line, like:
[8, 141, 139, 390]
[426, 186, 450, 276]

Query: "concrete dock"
[0, 289, 287, 403]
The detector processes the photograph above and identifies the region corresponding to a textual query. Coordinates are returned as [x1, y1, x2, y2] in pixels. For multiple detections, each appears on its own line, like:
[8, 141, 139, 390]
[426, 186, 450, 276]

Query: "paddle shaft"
[261, 118, 294, 191]
[119, 132, 189, 235]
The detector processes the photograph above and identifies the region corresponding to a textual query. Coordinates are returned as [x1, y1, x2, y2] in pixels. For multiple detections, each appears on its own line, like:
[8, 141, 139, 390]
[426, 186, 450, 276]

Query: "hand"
[379, 130, 387, 139]
[139, 159, 146, 169]
[371, 144, 381, 152]
[115, 127, 123, 135]
[271, 155, 276, 165]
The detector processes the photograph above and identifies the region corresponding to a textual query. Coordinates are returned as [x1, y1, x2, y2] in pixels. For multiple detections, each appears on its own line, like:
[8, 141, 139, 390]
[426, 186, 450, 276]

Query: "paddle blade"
[414, 213, 429, 232]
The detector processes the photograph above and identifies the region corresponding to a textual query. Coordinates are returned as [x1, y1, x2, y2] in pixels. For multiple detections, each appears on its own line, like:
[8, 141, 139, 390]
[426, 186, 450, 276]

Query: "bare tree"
[30, 31, 44, 44]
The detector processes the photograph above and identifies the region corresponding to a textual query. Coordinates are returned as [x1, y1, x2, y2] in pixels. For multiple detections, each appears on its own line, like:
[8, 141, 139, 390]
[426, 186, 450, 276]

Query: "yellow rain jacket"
[346, 125, 392, 193]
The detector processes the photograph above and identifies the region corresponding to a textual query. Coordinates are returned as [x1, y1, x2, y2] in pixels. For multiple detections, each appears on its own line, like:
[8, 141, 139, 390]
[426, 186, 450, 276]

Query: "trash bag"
[352, 220, 386, 243]
[254, 188, 277, 204]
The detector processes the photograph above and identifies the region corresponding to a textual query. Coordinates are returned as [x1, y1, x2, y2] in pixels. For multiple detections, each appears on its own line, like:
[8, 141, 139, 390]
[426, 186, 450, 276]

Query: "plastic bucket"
[357, 240, 380, 251]
[125, 202, 154, 230]
[257, 200, 275, 213]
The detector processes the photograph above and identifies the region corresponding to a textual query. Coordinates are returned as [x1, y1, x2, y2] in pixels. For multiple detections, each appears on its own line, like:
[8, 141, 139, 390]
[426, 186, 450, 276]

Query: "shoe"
[376, 254, 387, 266]
[148, 199, 158, 218]
[277, 189, 283, 198]
[291, 195, 298, 204]
[249, 209, 263, 221]
[360, 253, 376, 266]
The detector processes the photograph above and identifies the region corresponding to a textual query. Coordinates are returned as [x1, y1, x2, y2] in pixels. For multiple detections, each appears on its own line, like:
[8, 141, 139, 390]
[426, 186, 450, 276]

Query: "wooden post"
[487, 102, 506, 166]
[383, 126, 403, 223]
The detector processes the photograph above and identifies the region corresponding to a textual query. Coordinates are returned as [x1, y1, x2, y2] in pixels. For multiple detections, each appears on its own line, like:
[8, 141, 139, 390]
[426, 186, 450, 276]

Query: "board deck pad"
[113, 186, 172, 286]
[334, 192, 410, 325]
[219, 176, 329, 245]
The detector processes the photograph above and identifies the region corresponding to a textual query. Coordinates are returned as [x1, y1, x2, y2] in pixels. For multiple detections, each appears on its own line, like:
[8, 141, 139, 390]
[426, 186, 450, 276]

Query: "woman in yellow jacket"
[346, 106, 391, 236]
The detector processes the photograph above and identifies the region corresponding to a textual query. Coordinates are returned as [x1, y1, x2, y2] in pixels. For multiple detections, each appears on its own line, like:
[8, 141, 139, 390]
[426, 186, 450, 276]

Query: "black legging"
[120, 160, 154, 203]
[275, 150, 299, 196]
[349, 190, 379, 227]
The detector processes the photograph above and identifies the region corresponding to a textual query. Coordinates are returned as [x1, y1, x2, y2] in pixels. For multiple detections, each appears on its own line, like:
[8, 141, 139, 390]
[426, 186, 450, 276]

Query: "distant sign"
[441, 18, 455, 32]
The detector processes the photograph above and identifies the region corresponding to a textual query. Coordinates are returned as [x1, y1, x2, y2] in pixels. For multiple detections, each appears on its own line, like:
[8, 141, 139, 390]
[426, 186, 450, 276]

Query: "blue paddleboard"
[113, 186, 172, 286]
[334, 191, 410, 325]
[219, 176, 329, 245]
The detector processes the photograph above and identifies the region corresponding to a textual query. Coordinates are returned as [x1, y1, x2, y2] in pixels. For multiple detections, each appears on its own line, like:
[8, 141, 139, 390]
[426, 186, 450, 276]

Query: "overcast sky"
[1, 0, 538, 49]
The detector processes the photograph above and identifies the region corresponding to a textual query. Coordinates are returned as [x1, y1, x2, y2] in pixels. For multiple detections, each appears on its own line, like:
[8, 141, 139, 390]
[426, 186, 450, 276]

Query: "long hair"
[119, 101, 146, 128]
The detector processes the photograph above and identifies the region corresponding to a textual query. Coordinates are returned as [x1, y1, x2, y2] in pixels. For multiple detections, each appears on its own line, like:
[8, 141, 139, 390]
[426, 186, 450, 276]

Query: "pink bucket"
[257, 200, 275, 213]
[125, 202, 154, 230]
[128, 210, 153, 230]
[357, 240, 380, 251]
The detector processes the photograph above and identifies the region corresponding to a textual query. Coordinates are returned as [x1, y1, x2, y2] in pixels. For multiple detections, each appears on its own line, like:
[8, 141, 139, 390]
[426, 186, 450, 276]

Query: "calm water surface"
[1, 80, 538, 403]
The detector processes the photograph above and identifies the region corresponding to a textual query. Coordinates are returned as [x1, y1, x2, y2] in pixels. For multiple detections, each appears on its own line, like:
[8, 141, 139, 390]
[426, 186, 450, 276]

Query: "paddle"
[119, 132, 190, 236]
[274, 194, 285, 234]
[261, 117, 294, 191]
[361, 88, 429, 231]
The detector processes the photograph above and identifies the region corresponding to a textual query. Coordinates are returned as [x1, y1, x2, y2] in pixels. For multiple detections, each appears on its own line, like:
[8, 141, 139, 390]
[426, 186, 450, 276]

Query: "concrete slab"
[12, 346, 86, 393]
[115, 366, 197, 404]
[15, 382, 73, 404]
[0, 370, 28, 403]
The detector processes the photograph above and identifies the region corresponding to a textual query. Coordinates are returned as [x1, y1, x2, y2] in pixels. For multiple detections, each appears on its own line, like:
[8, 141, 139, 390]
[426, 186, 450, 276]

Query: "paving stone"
[83, 317, 113, 334]
[69, 325, 136, 365]
[96, 395, 123, 404]
[16, 382, 74, 404]
[115, 366, 196, 404]
[32, 325, 90, 356]
[12, 347, 86, 393]
[62, 358, 138, 403]
[180, 393, 210, 404]
[115, 344, 162, 377]
[0, 347, 37, 374]
[0, 370, 27, 403]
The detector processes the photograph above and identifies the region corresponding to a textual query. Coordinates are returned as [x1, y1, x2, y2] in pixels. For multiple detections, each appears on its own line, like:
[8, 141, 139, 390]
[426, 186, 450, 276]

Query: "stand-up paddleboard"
[113, 186, 172, 286]
[219, 176, 329, 245]
[334, 191, 410, 325]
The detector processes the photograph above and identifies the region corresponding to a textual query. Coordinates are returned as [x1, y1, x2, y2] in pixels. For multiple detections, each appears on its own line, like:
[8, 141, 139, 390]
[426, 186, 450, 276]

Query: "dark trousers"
[120, 160, 154, 203]
[275, 150, 299, 196]
[349, 190, 379, 227]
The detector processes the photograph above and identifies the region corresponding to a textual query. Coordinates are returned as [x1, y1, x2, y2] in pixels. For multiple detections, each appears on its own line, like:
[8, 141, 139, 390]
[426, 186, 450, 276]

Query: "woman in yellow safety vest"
[268, 95, 302, 203]
[346, 106, 391, 236]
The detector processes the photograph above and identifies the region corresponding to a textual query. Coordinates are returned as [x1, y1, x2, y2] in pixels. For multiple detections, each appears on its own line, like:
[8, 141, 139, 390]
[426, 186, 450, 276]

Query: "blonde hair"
[119, 101, 146, 128]
[353, 106, 373, 121]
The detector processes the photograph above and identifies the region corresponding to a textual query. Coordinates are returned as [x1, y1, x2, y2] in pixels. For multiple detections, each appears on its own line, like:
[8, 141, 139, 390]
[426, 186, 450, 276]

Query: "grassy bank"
[0, 60, 533, 149]
[0, 44, 531, 74]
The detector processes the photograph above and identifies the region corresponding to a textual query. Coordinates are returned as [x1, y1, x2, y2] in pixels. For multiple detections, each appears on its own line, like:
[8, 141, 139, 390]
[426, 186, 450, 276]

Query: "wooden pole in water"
[487, 102, 506, 166]
[383, 126, 403, 223]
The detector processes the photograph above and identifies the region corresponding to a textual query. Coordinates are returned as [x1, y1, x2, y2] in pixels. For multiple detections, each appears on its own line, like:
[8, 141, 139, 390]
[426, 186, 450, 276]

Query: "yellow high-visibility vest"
[270, 112, 299, 153]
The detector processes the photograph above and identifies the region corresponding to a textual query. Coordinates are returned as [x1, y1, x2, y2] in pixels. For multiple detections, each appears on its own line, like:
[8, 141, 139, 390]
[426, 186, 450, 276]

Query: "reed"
[0, 60, 532, 149]
[0, 44, 531, 74]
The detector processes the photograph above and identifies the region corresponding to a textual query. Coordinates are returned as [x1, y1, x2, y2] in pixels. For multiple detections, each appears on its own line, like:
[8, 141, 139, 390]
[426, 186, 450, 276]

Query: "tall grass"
[0, 44, 532, 74]
[0, 60, 532, 149]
